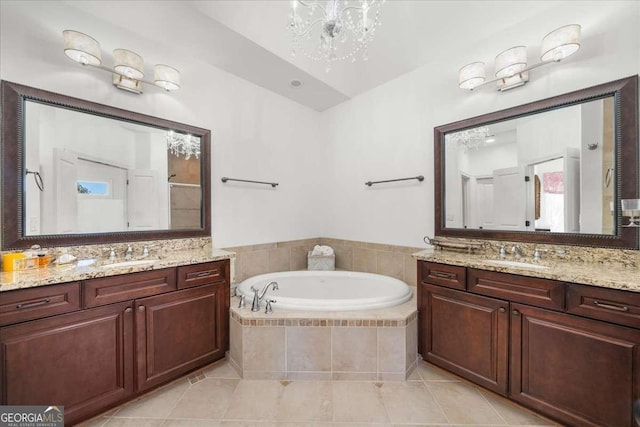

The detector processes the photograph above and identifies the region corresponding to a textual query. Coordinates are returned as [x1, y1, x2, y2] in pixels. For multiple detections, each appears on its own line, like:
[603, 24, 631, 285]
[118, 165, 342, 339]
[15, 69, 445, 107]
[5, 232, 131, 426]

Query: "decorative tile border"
[230, 307, 417, 328]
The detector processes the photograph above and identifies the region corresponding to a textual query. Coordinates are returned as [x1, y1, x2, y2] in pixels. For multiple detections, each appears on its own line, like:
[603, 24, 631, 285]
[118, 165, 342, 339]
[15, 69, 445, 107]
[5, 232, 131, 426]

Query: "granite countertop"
[413, 250, 640, 293]
[0, 248, 235, 292]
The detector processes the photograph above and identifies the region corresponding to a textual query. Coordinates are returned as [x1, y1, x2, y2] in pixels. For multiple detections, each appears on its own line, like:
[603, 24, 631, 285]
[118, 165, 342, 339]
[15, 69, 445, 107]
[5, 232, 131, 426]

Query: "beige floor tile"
[275, 381, 333, 422]
[426, 381, 505, 424]
[332, 382, 390, 424]
[335, 424, 390, 427]
[104, 420, 165, 427]
[417, 361, 461, 382]
[223, 380, 282, 421]
[478, 389, 558, 426]
[220, 423, 328, 427]
[114, 379, 190, 418]
[167, 379, 239, 420]
[407, 370, 421, 381]
[380, 381, 448, 424]
[162, 420, 221, 427]
[203, 360, 241, 379]
[76, 416, 110, 427]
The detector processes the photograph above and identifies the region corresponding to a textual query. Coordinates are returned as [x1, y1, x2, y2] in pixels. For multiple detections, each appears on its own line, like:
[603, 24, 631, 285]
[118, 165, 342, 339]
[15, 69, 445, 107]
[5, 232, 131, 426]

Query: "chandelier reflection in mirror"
[445, 126, 492, 153]
[288, 0, 384, 71]
[166, 131, 200, 160]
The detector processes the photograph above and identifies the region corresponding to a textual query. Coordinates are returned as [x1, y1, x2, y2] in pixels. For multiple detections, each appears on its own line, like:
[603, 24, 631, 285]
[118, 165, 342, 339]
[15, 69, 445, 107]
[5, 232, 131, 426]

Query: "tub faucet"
[251, 281, 278, 312]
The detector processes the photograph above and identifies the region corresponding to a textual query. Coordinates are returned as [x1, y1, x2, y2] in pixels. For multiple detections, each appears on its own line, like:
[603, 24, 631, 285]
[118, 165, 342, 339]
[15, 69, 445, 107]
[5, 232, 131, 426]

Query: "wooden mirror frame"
[434, 75, 639, 249]
[1, 80, 211, 250]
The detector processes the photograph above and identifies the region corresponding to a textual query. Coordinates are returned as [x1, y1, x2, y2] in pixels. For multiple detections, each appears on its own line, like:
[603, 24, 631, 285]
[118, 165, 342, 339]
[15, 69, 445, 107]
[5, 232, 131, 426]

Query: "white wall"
[0, 0, 325, 248]
[320, 1, 640, 247]
[2, 1, 639, 249]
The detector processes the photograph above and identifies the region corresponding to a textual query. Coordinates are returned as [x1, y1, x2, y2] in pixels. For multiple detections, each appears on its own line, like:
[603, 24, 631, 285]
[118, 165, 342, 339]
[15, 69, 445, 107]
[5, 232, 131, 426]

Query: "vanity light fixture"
[63, 30, 181, 94]
[458, 24, 581, 92]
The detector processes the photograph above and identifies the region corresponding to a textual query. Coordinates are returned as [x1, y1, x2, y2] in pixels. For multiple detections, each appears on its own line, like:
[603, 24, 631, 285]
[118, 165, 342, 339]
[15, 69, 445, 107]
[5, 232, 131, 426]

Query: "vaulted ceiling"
[5, 1, 634, 110]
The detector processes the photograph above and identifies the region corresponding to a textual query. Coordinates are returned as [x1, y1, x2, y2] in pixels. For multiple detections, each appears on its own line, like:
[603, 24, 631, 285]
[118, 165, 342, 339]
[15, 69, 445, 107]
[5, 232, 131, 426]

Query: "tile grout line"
[474, 385, 509, 425]
[423, 379, 452, 425]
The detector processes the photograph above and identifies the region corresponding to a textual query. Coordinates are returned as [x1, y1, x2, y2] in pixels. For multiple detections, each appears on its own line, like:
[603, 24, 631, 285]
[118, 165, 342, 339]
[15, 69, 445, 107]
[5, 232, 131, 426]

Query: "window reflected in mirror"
[24, 100, 203, 236]
[444, 97, 615, 235]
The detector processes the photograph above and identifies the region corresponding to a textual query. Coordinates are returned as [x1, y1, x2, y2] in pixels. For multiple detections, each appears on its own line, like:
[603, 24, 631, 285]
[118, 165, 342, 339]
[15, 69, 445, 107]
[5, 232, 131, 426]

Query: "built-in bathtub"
[237, 270, 413, 311]
[229, 271, 419, 381]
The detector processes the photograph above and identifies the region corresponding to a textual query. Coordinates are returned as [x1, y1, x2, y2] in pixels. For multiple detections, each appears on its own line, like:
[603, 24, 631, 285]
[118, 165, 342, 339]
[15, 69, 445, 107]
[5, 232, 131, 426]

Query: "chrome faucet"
[251, 281, 278, 312]
[511, 245, 524, 259]
[533, 248, 549, 260]
[104, 247, 116, 261]
[124, 244, 133, 260]
[498, 245, 506, 258]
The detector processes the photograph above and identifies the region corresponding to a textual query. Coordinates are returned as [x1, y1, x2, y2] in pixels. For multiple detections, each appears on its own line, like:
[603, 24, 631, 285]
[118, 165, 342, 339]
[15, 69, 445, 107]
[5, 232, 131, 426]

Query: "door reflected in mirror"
[444, 97, 615, 235]
[24, 100, 202, 236]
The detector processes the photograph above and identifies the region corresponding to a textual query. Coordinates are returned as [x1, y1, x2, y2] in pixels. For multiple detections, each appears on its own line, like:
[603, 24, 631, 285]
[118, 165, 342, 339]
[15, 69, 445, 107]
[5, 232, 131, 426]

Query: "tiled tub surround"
[225, 237, 422, 286]
[228, 295, 419, 381]
[0, 237, 234, 291]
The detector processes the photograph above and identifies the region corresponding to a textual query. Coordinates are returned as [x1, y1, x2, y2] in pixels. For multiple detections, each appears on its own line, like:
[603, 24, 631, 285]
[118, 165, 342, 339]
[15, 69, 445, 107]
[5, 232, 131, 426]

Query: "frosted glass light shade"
[458, 62, 485, 90]
[63, 30, 101, 66]
[113, 49, 144, 80]
[154, 65, 181, 91]
[495, 46, 527, 78]
[541, 24, 581, 62]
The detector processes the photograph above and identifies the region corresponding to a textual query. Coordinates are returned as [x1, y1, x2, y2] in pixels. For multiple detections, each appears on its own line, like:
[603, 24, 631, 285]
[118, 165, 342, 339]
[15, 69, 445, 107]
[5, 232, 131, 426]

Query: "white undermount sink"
[485, 259, 550, 270]
[99, 259, 159, 269]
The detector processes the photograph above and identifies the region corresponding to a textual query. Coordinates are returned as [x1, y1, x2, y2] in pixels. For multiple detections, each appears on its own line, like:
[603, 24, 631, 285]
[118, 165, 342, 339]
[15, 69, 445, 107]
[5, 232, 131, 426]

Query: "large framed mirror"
[434, 75, 638, 249]
[1, 80, 211, 250]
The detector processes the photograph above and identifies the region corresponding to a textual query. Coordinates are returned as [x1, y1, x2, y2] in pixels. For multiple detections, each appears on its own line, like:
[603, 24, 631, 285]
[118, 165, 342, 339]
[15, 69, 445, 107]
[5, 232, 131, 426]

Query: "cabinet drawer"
[420, 262, 466, 290]
[0, 282, 81, 326]
[177, 260, 228, 289]
[468, 269, 564, 311]
[567, 284, 640, 329]
[84, 268, 176, 307]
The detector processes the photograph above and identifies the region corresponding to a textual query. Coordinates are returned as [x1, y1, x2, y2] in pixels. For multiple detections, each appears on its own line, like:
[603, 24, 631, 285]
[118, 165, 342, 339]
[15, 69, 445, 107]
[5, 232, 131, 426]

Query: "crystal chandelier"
[445, 127, 491, 152]
[166, 131, 200, 160]
[288, 0, 384, 71]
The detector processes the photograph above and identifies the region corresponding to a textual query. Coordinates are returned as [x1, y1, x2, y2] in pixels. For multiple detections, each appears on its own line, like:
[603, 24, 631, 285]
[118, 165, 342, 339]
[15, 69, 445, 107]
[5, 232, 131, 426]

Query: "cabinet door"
[421, 284, 509, 395]
[136, 283, 228, 391]
[0, 301, 134, 426]
[510, 303, 640, 427]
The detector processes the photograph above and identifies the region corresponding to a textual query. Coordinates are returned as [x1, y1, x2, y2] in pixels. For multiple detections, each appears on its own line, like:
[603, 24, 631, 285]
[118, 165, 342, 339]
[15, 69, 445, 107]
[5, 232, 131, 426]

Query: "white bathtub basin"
[238, 270, 412, 311]
[99, 259, 158, 269]
[485, 259, 549, 270]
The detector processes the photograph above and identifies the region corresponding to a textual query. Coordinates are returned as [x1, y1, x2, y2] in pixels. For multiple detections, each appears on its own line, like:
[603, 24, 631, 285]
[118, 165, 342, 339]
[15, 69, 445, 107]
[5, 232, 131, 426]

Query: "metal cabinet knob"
[498, 307, 506, 313]
[124, 307, 132, 314]
[512, 309, 520, 316]
[138, 305, 146, 312]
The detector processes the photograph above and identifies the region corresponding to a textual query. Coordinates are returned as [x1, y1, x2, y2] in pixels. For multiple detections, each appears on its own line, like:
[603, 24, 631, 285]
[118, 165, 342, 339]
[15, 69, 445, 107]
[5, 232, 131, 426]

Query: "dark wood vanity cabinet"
[511, 303, 640, 427]
[0, 259, 230, 426]
[0, 301, 134, 425]
[136, 282, 229, 390]
[421, 283, 509, 394]
[418, 260, 640, 427]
